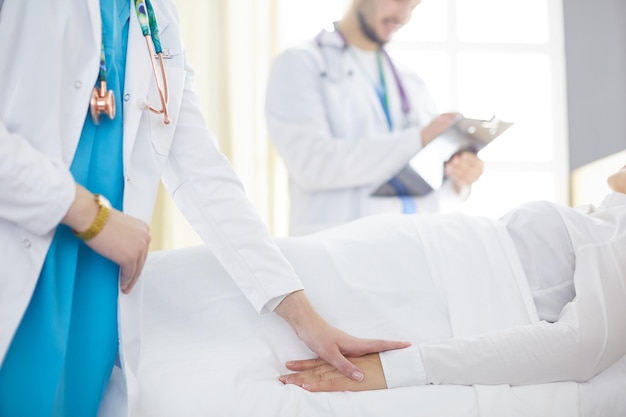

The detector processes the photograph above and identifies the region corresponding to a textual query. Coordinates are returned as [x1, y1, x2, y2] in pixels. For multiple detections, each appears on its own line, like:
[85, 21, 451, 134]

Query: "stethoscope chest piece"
[90, 81, 116, 125]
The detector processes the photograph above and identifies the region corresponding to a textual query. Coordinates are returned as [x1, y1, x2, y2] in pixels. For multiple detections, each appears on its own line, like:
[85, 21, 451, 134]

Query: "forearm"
[274, 290, 323, 337]
[269, 120, 424, 191]
[0, 122, 75, 235]
[380, 321, 591, 388]
[420, 321, 590, 386]
[61, 184, 102, 232]
[383, 239, 626, 388]
[164, 65, 303, 312]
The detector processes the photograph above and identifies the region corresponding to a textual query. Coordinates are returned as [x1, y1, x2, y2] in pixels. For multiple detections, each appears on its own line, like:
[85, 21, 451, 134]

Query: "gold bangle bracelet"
[73, 194, 112, 241]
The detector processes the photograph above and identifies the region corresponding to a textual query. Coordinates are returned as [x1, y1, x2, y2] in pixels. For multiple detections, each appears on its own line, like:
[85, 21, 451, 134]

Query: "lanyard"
[134, 0, 163, 54]
[376, 51, 393, 131]
[347, 48, 416, 214]
[92, 0, 170, 125]
[347, 49, 393, 131]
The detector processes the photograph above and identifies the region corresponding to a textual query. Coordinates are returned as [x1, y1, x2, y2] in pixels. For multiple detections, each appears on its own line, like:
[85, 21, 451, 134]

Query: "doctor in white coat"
[0, 1, 408, 416]
[266, 0, 484, 236]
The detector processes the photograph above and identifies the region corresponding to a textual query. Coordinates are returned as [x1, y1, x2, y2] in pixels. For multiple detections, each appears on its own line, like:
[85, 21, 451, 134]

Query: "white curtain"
[150, 0, 291, 251]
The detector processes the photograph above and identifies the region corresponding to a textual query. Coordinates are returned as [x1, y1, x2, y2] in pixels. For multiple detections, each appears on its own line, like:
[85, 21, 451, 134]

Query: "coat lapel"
[122, 1, 171, 165]
[86, 0, 101, 46]
[122, 1, 153, 166]
[320, 29, 390, 131]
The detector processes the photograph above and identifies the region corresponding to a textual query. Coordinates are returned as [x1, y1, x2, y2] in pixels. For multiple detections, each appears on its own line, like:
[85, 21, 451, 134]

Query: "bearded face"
[355, 0, 420, 45]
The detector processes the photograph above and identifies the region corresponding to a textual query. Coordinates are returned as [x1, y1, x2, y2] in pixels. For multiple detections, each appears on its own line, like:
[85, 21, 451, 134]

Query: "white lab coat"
[266, 28, 463, 236]
[0, 1, 302, 415]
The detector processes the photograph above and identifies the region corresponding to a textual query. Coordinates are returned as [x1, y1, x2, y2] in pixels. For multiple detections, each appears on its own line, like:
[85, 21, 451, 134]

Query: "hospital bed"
[124, 213, 626, 417]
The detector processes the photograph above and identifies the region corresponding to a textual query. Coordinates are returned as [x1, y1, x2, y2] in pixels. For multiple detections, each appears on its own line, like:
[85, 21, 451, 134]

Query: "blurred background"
[149, 0, 626, 250]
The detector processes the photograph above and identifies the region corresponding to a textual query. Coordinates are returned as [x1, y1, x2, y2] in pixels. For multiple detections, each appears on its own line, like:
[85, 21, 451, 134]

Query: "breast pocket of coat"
[147, 54, 184, 157]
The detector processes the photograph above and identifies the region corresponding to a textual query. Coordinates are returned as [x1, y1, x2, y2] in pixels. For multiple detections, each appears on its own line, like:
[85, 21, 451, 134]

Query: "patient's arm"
[279, 353, 387, 392]
[419, 238, 626, 386]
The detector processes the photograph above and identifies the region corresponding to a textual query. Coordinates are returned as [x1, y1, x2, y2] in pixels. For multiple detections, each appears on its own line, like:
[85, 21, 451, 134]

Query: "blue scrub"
[0, 1, 130, 416]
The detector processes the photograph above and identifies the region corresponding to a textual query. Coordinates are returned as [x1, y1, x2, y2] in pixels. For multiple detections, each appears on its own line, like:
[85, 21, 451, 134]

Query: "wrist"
[63, 185, 112, 241]
[73, 194, 112, 241]
[275, 290, 321, 333]
[62, 185, 99, 230]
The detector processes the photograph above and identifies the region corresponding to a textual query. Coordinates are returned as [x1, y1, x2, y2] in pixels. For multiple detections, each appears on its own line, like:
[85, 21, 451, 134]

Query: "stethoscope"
[315, 24, 412, 121]
[90, 0, 170, 125]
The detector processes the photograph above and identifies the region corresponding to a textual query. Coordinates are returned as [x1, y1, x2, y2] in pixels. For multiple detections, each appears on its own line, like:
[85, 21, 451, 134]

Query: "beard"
[357, 10, 386, 45]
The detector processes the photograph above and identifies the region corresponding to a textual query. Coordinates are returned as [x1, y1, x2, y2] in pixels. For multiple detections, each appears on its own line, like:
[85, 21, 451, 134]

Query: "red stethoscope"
[91, 0, 170, 125]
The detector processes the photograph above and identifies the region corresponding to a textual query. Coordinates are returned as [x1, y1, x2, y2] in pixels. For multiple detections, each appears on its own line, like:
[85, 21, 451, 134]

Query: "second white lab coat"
[0, 1, 302, 415]
[266, 28, 463, 236]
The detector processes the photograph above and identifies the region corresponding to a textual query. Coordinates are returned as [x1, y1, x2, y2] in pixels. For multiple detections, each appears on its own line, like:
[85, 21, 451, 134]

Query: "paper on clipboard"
[373, 115, 513, 196]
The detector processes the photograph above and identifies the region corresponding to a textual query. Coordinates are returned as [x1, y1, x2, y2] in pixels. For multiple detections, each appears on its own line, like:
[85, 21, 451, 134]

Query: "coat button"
[74, 80, 82, 89]
[23, 239, 31, 248]
[124, 93, 130, 102]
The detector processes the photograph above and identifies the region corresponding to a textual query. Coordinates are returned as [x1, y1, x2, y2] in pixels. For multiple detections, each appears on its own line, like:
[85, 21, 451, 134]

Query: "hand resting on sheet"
[280, 353, 387, 391]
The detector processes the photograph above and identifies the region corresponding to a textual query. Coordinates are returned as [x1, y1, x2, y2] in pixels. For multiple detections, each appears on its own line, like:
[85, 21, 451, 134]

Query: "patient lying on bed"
[281, 163, 626, 392]
[122, 163, 626, 417]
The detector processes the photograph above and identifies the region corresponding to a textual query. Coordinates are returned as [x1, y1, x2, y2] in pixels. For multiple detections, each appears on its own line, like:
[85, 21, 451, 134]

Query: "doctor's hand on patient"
[63, 184, 151, 294]
[279, 353, 387, 392]
[275, 290, 410, 383]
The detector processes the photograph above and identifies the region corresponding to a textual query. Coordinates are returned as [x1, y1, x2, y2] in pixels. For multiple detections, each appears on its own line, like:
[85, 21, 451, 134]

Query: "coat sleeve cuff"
[379, 345, 427, 388]
[262, 293, 290, 313]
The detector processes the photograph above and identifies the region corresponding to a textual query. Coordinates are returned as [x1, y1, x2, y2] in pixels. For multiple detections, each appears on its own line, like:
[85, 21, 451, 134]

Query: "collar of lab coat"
[316, 25, 347, 50]
[315, 25, 398, 132]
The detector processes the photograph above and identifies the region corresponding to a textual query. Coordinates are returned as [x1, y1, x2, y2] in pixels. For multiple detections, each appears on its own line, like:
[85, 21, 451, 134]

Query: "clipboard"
[454, 116, 514, 150]
[373, 115, 513, 196]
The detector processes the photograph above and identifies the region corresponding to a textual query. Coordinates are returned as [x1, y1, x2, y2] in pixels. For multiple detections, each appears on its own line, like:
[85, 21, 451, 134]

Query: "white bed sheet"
[129, 214, 625, 417]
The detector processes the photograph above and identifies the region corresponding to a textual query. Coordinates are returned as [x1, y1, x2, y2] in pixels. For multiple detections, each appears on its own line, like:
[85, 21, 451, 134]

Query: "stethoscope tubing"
[315, 25, 411, 116]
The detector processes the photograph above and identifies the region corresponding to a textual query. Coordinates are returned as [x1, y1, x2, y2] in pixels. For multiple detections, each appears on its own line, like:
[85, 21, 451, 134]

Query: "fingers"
[120, 265, 137, 294]
[121, 240, 149, 294]
[445, 151, 484, 188]
[285, 339, 410, 373]
[320, 347, 365, 381]
[340, 338, 412, 357]
[280, 353, 388, 392]
[285, 358, 327, 371]
[279, 368, 345, 392]
[87, 209, 151, 294]
[320, 338, 410, 381]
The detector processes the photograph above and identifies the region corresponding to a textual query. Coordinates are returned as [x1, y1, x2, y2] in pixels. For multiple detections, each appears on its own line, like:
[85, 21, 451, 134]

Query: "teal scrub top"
[0, 1, 130, 416]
